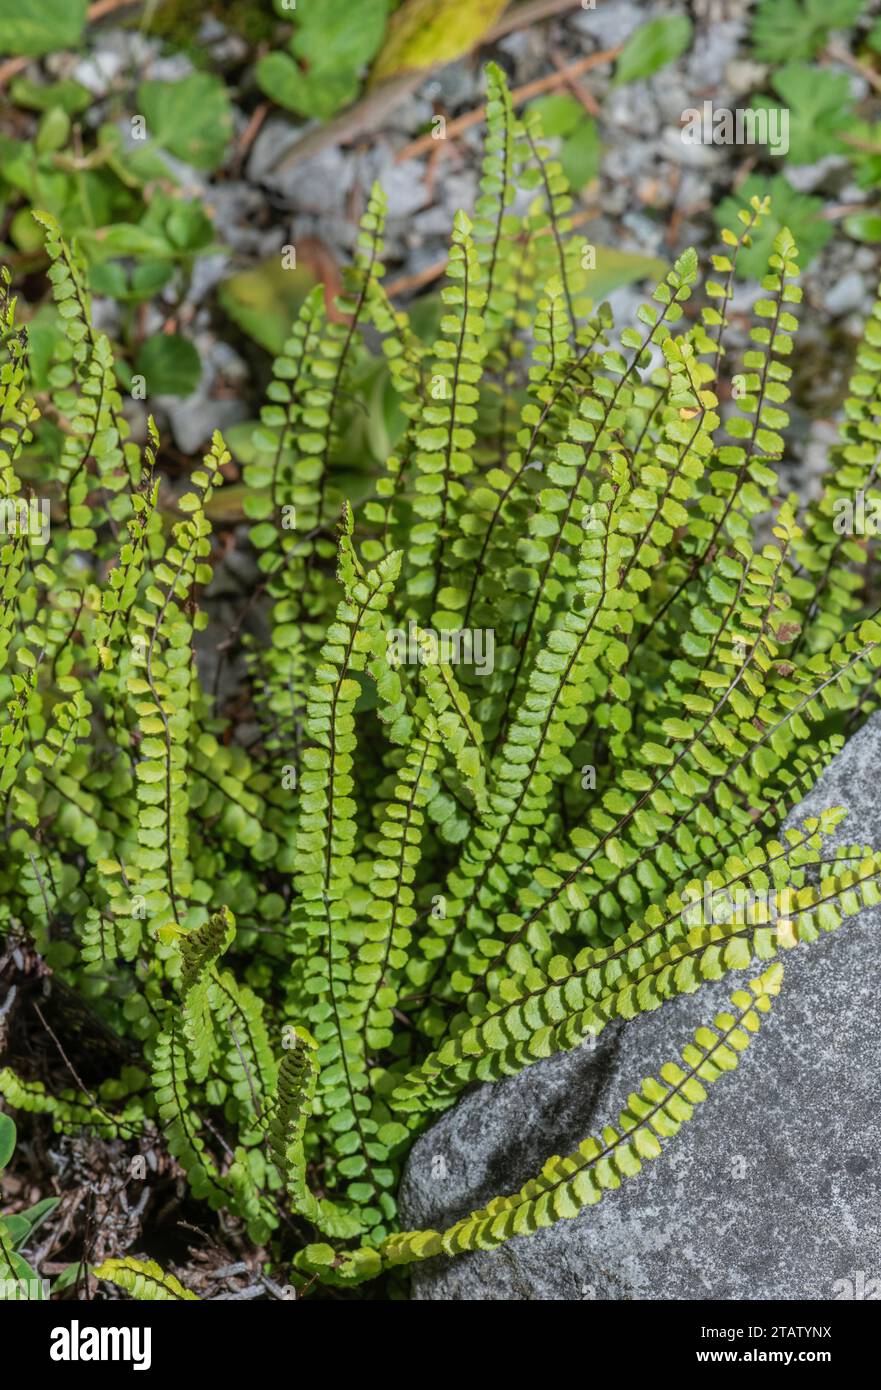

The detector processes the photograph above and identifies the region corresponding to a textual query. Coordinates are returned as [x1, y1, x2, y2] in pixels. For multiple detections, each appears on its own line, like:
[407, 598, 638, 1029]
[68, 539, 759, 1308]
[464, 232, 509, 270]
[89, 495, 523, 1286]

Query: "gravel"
[20, 4, 881, 500]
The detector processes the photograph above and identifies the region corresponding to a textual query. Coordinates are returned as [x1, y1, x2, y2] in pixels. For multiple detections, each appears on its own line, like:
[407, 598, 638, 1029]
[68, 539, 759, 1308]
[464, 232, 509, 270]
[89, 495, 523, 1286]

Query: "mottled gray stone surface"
[399, 716, 881, 1300]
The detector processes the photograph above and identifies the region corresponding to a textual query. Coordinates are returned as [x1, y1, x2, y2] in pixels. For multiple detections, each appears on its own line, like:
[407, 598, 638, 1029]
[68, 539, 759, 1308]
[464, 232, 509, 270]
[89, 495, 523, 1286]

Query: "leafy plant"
[0, 1111, 60, 1299]
[751, 63, 852, 165]
[136, 74, 234, 172]
[0, 81, 221, 397]
[613, 15, 694, 86]
[3, 64, 881, 1298]
[257, 0, 391, 120]
[714, 175, 833, 275]
[843, 119, 881, 191]
[0, 0, 88, 57]
[751, 0, 865, 64]
[743, 7, 881, 250]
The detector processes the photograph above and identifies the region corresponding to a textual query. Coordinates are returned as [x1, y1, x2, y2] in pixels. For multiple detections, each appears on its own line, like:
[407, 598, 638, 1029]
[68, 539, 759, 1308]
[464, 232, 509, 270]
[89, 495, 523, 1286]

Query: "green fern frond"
[4, 63, 881, 1296]
[299, 963, 783, 1282]
[95, 1256, 199, 1301]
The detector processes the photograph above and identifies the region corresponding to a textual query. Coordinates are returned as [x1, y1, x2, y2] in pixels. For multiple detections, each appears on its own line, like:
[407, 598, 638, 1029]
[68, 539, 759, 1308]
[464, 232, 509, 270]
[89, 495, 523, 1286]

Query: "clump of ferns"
[2, 64, 881, 1298]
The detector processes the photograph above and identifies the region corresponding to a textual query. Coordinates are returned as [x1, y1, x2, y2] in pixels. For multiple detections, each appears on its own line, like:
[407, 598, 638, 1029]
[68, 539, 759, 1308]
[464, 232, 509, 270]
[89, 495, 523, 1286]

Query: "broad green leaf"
[288, 0, 388, 73]
[135, 334, 202, 397]
[9, 77, 91, 115]
[137, 74, 233, 171]
[844, 210, 881, 243]
[561, 118, 601, 189]
[35, 107, 70, 156]
[529, 94, 584, 138]
[0, 0, 87, 56]
[78, 224, 174, 263]
[583, 246, 669, 300]
[90, 259, 175, 304]
[256, 54, 358, 121]
[614, 15, 693, 85]
[13, 1196, 59, 1239]
[217, 258, 321, 355]
[370, 0, 509, 84]
[0, 1234, 43, 1299]
[259, 0, 388, 117]
[0, 1112, 15, 1170]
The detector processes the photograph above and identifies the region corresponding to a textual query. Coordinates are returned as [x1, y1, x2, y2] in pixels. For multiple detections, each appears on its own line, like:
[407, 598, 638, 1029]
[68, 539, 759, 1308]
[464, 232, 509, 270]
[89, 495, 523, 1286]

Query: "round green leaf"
[0, 0, 87, 56]
[0, 1112, 16, 1170]
[137, 74, 233, 171]
[844, 211, 881, 244]
[135, 334, 202, 397]
[614, 16, 693, 85]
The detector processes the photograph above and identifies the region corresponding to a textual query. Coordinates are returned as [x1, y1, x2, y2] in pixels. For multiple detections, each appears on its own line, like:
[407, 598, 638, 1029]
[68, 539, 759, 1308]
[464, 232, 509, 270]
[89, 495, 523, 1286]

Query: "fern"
[95, 1256, 198, 1301]
[3, 65, 881, 1299]
[386, 963, 785, 1265]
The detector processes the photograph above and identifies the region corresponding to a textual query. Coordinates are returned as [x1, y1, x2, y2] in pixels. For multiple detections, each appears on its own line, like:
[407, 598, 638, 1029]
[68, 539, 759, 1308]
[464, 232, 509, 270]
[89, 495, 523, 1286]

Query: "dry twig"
[824, 40, 881, 96]
[383, 206, 599, 298]
[395, 48, 621, 163]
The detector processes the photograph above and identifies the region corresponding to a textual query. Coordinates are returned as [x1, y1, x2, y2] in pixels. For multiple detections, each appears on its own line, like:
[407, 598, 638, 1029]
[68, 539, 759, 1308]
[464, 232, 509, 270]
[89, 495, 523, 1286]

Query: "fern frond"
[391, 823, 880, 1112]
[388, 963, 784, 1262]
[267, 1032, 363, 1238]
[300, 963, 783, 1282]
[95, 1256, 199, 1301]
[406, 210, 488, 626]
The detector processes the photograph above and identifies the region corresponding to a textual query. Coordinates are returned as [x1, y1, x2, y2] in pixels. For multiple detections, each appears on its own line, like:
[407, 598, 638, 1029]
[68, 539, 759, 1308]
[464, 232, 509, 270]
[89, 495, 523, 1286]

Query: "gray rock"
[249, 122, 357, 215]
[824, 272, 867, 319]
[797, 420, 839, 503]
[186, 253, 231, 308]
[571, 0, 648, 48]
[682, 20, 745, 93]
[198, 17, 249, 67]
[399, 716, 881, 1299]
[421, 62, 482, 111]
[660, 125, 725, 171]
[724, 59, 770, 95]
[375, 161, 430, 221]
[785, 154, 850, 194]
[70, 50, 124, 97]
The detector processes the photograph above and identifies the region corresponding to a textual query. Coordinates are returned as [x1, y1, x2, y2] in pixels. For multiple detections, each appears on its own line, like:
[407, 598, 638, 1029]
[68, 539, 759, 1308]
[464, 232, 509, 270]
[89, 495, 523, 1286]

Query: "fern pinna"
[2, 63, 881, 1297]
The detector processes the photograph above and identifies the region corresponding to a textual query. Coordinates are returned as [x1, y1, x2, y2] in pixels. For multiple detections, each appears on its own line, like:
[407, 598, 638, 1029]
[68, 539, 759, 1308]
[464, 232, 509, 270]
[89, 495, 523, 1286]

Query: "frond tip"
[94, 1256, 199, 1301]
